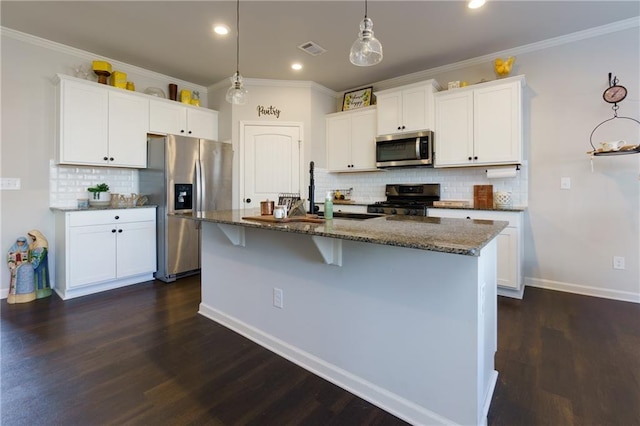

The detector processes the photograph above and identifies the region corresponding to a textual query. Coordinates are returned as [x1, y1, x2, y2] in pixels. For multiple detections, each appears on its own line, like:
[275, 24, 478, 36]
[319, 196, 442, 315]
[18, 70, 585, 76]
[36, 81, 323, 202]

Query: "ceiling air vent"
[298, 41, 327, 57]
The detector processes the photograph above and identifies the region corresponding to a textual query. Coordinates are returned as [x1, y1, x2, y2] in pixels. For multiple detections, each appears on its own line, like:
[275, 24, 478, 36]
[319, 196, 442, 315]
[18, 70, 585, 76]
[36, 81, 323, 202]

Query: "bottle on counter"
[324, 191, 333, 220]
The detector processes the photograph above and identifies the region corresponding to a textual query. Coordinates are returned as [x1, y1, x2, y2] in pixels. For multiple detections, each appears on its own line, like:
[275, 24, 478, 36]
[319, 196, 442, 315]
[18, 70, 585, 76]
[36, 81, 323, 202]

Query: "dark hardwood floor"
[2, 277, 639, 425]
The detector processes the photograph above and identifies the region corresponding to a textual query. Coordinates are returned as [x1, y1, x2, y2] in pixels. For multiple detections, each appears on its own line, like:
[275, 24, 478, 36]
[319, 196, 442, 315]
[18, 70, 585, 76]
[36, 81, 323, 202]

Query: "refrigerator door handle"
[199, 158, 206, 211]
[195, 159, 203, 212]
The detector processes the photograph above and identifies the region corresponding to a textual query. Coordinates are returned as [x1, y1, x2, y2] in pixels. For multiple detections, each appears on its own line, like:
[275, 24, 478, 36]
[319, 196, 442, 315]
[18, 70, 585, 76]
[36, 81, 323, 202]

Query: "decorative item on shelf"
[92, 60, 112, 84]
[144, 87, 166, 98]
[126, 81, 135, 91]
[226, 0, 248, 105]
[110, 71, 127, 88]
[342, 87, 373, 111]
[180, 89, 191, 104]
[87, 183, 111, 206]
[349, 0, 383, 66]
[473, 185, 493, 209]
[494, 56, 515, 78]
[494, 191, 513, 209]
[333, 188, 353, 201]
[168, 83, 178, 101]
[72, 64, 91, 80]
[587, 73, 640, 167]
[190, 91, 201, 107]
[447, 81, 460, 90]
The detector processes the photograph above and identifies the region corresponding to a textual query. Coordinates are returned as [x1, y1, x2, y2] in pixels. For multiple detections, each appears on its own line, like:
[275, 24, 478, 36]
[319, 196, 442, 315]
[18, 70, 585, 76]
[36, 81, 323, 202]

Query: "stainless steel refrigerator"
[140, 134, 232, 282]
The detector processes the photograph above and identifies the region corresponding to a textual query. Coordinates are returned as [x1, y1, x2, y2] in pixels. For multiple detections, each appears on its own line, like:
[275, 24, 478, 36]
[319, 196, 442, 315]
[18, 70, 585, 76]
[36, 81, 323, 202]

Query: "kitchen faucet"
[308, 161, 316, 214]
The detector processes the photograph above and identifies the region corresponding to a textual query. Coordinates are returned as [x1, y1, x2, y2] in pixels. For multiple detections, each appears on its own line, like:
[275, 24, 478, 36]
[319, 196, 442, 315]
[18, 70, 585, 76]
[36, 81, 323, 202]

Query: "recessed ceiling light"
[291, 63, 303, 71]
[468, 0, 486, 9]
[213, 24, 229, 35]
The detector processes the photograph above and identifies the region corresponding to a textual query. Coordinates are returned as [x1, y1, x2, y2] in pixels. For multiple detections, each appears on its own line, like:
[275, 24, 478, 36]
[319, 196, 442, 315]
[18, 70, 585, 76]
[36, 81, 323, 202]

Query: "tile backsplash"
[49, 160, 138, 208]
[314, 161, 528, 206]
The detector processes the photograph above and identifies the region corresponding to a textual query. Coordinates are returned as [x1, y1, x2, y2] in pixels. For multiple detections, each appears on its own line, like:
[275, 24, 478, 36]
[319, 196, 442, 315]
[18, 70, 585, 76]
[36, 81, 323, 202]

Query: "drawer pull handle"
[114, 215, 120, 220]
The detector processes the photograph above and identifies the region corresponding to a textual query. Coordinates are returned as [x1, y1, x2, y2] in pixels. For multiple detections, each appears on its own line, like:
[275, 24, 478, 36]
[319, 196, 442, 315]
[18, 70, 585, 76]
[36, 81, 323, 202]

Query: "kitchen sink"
[316, 212, 384, 220]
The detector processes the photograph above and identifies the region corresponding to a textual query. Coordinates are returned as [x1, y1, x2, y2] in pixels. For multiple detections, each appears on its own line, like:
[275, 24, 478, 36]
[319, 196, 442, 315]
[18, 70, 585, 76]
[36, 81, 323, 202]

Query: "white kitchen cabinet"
[326, 106, 377, 172]
[428, 208, 524, 298]
[149, 99, 218, 140]
[434, 75, 524, 167]
[375, 80, 440, 136]
[54, 208, 157, 300]
[56, 74, 149, 168]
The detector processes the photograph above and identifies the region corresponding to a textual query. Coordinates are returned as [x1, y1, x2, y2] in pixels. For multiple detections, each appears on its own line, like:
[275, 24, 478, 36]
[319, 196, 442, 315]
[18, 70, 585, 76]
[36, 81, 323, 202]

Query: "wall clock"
[602, 74, 627, 104]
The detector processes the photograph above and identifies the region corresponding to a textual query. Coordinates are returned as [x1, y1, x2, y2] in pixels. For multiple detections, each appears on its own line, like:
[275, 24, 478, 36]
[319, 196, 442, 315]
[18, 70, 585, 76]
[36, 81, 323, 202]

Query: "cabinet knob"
[466, 216, 471, 220]
[118, 229, 123, 233]
[401, 125, 406, 130]
[109, 157, 114, 161]
[112, 229, 116, 233]
[103, 156, 108, 161]
[468, 157, 472, 161]
[188, 131, 192, 134]
[245, 198, 251, 203]
[397, 126, 401, 130]
[180, 129, 185, 133]
[114, 215, 120, 220]
[474, 156, 478, 160]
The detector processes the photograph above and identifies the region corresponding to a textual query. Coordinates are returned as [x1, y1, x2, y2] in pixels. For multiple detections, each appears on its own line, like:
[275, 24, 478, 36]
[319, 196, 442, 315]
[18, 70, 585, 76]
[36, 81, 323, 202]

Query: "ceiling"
[1, 1, 638, 92]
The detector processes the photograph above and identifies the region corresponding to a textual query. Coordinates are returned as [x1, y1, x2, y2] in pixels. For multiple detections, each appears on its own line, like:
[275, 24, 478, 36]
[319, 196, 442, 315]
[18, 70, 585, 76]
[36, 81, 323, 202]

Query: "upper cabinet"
[56, 74, 149, 168]
[149, 99, 218, 140]
[326, 106, 377, 172]
[375, 80, 440, 136]
[434, 75, 525, 168]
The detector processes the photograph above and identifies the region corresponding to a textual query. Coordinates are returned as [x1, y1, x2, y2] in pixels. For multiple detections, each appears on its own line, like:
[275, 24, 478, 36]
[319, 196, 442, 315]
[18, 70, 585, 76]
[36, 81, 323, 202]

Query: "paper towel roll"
[486, 167, 517, 179]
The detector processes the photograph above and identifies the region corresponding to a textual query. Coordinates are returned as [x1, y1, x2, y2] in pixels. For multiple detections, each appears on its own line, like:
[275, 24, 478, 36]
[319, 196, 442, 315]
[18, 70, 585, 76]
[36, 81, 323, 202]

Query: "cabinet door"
[327, 114, 352, 172]
[402, 86, 428, 132]
[350, 109, 376, 170]
[149, 100, 187, 135]
[116, 221, 157, 278]
[434, 91, 474, 167]
[187, 108, 218, 140]
[496, 227, 518, 289]
[68, 224, 117, 287]
[473, 83, 521, 165]
[376, 91, 403, 135]
[108, 91, 149, 168]
[59, 80, 109, 165]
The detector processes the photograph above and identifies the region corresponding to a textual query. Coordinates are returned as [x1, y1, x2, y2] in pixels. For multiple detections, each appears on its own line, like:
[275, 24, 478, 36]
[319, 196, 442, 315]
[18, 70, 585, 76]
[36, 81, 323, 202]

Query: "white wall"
[0, 29, 210, 295]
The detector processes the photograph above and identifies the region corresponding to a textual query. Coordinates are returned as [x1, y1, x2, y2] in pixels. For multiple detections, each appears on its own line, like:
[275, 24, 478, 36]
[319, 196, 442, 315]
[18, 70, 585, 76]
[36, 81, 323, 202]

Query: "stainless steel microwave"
[375, 130, 434, 168]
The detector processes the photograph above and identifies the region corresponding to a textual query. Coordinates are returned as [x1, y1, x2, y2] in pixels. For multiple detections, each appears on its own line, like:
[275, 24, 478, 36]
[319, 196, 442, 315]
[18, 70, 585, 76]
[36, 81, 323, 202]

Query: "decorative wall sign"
[257, 105, 281, 118]
[342, 87, 373, 111]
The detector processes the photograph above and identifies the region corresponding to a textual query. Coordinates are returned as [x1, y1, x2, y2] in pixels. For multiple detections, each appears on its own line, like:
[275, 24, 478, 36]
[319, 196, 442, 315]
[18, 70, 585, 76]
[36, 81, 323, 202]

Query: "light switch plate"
[560, 177, 571, 190]
[0, 178, 21, 190]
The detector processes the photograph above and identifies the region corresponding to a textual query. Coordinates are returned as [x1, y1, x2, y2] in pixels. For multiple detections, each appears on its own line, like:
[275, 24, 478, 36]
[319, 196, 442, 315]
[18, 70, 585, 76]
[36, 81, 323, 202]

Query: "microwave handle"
[415, 137, 421, 159]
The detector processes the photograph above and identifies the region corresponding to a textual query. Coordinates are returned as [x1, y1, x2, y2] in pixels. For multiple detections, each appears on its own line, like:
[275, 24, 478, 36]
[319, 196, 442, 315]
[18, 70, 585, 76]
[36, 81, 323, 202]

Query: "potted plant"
[87, 183, 111, 206]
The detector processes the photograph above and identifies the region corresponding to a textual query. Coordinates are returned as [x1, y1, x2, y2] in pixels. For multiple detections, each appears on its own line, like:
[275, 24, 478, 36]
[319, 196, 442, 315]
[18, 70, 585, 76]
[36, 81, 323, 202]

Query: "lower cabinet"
[428, 208, 524, 298]
[54, 208, 157, 299]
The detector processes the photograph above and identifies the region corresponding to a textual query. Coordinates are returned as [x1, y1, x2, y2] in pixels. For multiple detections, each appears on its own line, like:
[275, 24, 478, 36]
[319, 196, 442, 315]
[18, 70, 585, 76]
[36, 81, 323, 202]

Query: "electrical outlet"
[273, 288, 284, 309]
[613, 256, 625, 270]
[560, 177, 571, 190]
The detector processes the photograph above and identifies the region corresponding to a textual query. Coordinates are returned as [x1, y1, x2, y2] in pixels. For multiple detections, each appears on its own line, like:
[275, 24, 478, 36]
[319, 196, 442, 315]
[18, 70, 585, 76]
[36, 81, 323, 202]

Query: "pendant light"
[226, 0, 248, 105]
[349, 0, 383, 67]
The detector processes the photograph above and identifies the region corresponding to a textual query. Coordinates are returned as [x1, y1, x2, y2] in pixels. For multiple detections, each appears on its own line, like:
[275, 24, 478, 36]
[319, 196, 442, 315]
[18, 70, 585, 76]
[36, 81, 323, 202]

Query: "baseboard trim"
[525, 277, 640, 304]
[198, 303, 456, 426]
[0, 288, 9, 299]
[54, 273, 154, 300]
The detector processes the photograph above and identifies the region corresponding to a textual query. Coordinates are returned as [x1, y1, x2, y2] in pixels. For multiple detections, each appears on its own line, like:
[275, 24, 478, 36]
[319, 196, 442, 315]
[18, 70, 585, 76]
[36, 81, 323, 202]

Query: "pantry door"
[241, 122, 303, 209]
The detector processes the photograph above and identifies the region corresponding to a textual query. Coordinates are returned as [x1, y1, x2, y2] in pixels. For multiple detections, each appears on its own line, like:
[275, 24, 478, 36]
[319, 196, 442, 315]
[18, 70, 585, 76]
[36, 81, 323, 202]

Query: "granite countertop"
[176, 209, 508, 257]
[429, 205, 527, 212]
[50, 205, 157, 212]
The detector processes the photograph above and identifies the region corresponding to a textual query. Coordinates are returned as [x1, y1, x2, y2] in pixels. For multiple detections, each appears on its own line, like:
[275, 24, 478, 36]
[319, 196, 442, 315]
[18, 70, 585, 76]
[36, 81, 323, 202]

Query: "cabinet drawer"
[68, 208, 156, 227]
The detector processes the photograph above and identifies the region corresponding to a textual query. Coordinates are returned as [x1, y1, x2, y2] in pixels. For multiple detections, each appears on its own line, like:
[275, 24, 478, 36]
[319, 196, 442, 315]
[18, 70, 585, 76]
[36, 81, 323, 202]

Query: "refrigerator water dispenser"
[174, 183, 193, 210]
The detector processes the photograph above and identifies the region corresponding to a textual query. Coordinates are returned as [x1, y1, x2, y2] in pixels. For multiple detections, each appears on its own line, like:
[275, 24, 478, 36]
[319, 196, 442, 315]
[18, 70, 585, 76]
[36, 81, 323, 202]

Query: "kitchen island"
[180, 209, 507, 425]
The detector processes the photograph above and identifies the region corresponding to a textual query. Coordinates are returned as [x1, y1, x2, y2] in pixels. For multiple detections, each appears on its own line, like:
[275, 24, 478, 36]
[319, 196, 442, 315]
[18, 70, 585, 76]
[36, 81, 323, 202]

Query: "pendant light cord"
[235, 0, 240, 75]
[364, 0, 368, 19]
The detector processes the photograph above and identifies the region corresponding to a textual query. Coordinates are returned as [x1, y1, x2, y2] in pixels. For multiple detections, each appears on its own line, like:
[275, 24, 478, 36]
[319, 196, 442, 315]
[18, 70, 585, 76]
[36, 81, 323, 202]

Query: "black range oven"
[367, 183, 440, 216]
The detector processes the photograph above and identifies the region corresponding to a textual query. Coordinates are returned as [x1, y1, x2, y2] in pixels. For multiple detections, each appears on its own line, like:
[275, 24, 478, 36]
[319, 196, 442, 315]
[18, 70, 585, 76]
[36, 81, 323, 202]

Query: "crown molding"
[371, 17, 640, 93]
[0, 26, 209, 93]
